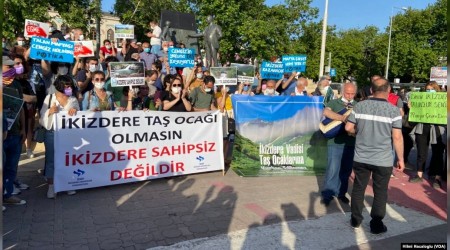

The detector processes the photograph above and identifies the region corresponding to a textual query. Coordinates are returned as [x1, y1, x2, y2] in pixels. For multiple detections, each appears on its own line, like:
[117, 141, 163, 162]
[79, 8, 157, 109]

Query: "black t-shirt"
[162, 92, 188, 112]
[75, 69, 94, 94]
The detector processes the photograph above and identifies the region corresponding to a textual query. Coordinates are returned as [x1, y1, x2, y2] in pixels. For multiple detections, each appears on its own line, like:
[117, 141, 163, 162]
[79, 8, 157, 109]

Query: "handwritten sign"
[260, 61, 283, 79]
[30, 37, 74, 63]
[168, 48, 195, 67]
[408, 92, 447, 124]
[282, 55, 307, 73]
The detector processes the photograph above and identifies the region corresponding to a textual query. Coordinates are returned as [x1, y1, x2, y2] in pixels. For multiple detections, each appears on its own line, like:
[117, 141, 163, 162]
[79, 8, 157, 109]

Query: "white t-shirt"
[151, 26, 162, 46]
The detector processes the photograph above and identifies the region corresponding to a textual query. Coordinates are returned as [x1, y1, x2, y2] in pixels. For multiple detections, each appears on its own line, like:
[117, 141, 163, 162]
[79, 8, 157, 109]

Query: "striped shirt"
[347, 97, 402, 167]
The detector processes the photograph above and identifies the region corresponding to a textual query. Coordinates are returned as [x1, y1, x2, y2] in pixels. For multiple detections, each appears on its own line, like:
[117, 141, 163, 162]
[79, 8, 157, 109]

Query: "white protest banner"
[53, 110, 224, 192]
[74, 41, 95, 58]
[209, 67, 238, 85]
[24, 19, 50, 38]
[115, 24, 135, 39]
[230, 63, 255, 83]
[110, 62, 145, 87]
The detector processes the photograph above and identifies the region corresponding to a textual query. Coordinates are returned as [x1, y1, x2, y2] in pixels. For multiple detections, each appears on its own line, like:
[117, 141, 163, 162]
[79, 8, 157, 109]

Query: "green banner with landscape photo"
[230, 95, 327, 177]
[408, 92, 447, 125]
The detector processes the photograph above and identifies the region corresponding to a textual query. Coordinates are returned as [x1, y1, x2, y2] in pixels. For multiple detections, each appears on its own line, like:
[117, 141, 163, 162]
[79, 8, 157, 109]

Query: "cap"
[2, 56, 14, 66]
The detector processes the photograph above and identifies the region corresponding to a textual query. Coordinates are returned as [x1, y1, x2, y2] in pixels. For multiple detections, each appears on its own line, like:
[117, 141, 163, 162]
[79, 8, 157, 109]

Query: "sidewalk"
[3, 143, 447, 249]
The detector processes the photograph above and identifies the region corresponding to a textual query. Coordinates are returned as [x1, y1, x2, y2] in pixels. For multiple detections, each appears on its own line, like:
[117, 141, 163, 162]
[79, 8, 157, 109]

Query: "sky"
[102, 0, 437, 31]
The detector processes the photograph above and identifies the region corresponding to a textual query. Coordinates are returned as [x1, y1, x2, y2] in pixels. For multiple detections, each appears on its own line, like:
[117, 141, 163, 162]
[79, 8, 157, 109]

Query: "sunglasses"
[14, 62, 22, 65]
[172, 84, 182, 87]
[94, 78, 105, 81]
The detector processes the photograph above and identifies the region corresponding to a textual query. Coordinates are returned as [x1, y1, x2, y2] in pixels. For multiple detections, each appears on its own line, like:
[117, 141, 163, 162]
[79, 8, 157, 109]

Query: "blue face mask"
[426, 89, 436, 93]
[243, 85, 249, 91]
[144, 48, 150, 53]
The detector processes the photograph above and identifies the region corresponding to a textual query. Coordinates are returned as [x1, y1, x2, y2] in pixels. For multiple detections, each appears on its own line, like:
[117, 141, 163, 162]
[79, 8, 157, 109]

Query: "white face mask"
[171, 87, 181, 94]
[196, 73, 203, 79]
[89, 64, 98, 72]
[204, 87, 212, 92]
[94, 82, 105, 89]
[79, 35, 84, 41]
[17, 41, 24, 46]
[146, 80, 155, 85]
[58, 66, 68, 75]
[105, 45, 111, 49]
[163, 47, 168, 52]
[64, 34, 71, 40]
[264, 88, 275, 95]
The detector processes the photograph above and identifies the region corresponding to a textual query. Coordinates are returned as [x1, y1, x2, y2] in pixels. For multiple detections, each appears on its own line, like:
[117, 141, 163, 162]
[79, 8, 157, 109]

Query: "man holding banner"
[320, 82, 357, 206]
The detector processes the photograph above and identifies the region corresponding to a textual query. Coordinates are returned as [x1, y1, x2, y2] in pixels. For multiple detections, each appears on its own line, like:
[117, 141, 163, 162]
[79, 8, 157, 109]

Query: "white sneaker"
[12, 186, 21, 195]
[15, 182, 30, 190]
[47, 184, 56, 199]
[66, 190, 76, 196]
[26, 149, 35, 159]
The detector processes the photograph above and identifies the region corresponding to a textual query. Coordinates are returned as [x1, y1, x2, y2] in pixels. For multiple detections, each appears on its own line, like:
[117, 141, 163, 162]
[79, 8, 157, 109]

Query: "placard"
[74, 41, 94, 58]
[114, 24, 135, 39]
[168, 48, 195, 67]
[230, 63, 255, 83]
[110, 62, 145, 87]
[282, 54, 307, 73]
[24, 19, 50, 38]
[30, 37, 74, 63]
[209, 67, 238, 85]
[3, 93, 24, 130]
[260, 61, 283, 79]
[408, 92, 447, 124]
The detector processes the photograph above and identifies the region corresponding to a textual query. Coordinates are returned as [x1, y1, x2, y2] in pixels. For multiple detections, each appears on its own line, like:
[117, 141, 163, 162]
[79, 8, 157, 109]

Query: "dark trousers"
[351, 161, 392, 230]
[429, 127, 445, 177]
[415, 124, 431, 173]
[402, 126, 414, 163]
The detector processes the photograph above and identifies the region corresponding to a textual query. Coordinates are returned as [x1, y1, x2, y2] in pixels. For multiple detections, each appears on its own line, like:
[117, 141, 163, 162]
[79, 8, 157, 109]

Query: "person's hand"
[221, 85, 227, 95]
[116, 107, 126, 112]
[51, 38, 58, 43]
[342, 114, 349, 123]
[180, 90, 188, 100]
[291, 71, 297, 77]
[155, 98, 162, 106]
[49, 103, 58, 115]
[75, 56, 80, 62]
[256, 72, 261, 80]
[396, 159, 405, 172]
[175, 92, 181, 101]
[68, 108, 77, 116]
[407, 101, 411, 109]
[290, 93, 295, 96]
[111, 41, 115, 48]
[86, 70, 91, 79]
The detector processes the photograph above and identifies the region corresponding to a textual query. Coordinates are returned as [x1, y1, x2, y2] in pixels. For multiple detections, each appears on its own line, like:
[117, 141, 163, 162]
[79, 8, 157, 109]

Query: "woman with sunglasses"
[81, 71, 118, 111]
[235, 82, 254, 95]
[162, 77, 191, 112]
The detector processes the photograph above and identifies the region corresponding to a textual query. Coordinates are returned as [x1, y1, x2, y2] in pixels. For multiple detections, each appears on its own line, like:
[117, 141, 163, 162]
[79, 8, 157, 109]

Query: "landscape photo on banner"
[53, 110, 224, 192]
[231, 95, 327, 177]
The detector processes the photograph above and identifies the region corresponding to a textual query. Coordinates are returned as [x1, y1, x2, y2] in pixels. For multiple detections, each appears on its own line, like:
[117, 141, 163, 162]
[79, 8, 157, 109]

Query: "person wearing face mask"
[121, 39, 140, 62]
[12, 55, 37, 161]
[162, 77, 191, 112]
[99, 40, 117, 62]
[320, 82, 357, 206]
[262, 80, 279, 96]
[147, 20, 162, 55]
[216, 85, 234, 164]
[185, 65, 205, 92]
[139, 42, 157, 70]
[157, 41, 170, 59]
[39, 75, 79, 198]
[82, 71, 116, 111]
[2, 56, 27, 205]
[10, 34, 27, 57]
[408, 81, 445, 189]
[75, 57, 99, 96]
[313, 75, 334, 106]
[235, 82, 255, 95]
[189, 75, 217, 111]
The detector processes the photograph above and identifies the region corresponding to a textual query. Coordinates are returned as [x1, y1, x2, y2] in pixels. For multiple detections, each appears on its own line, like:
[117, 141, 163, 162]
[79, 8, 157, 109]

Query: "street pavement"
[2, 143, 447, 250]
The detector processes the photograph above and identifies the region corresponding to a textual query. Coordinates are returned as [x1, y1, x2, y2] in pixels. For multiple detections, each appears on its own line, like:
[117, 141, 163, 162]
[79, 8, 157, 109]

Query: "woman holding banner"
[81, 71, 115, 111]
[162, 77, 191, 112]
[409, 81, 446, 189]
[39, 75, 79, 198]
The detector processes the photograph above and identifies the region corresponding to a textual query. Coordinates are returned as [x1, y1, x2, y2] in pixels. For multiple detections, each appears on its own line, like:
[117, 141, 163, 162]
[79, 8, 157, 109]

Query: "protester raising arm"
[281, 71, 297, 89]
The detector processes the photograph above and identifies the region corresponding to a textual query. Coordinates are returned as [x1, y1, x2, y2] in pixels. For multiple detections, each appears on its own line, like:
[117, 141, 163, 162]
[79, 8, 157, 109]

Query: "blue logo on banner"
[30, 37, 74, 63]
[330, 68, 336, 76]
[168, 48, 195, 67]
[282, 55, 307, 73]
[73, 169, 85, 177]
[196, 156, 205, 162]
[260, 61, 284, 79]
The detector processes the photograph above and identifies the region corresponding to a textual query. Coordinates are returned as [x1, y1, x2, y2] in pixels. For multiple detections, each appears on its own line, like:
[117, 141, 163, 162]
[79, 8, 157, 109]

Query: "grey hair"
[341, 81, 357, 93]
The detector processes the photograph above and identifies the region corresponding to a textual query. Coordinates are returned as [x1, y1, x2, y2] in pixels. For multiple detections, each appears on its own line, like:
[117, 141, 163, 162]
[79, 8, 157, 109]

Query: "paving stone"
[153, 217, 173, 227]
[125, 221, 147, 232]
[131, 233, 154, 244]
[99, 238, 123, 250]
[97, 227, 118, 236]
[161, 227, 182, 238]
[188, 224, 209, 233]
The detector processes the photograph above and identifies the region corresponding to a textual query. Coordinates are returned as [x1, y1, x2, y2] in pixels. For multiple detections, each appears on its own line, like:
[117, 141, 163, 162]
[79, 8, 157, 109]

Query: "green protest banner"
[408, 92, 447, 125]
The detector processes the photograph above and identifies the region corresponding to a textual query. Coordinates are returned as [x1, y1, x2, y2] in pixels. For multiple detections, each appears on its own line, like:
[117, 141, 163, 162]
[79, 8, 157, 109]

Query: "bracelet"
[128, 100, 132, 102]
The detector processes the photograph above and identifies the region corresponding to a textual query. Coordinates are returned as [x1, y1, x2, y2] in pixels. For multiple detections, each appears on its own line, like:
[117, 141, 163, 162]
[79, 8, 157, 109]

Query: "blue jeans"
[44, 130, 55, 178]
[3, 135, 22, 199]
[151, 45, 161, 55]
[321, 144, 354, 200]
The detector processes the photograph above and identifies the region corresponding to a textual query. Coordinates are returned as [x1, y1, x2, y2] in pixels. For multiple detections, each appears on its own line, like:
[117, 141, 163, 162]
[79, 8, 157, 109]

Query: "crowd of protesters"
[2, 20, 446, 222]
